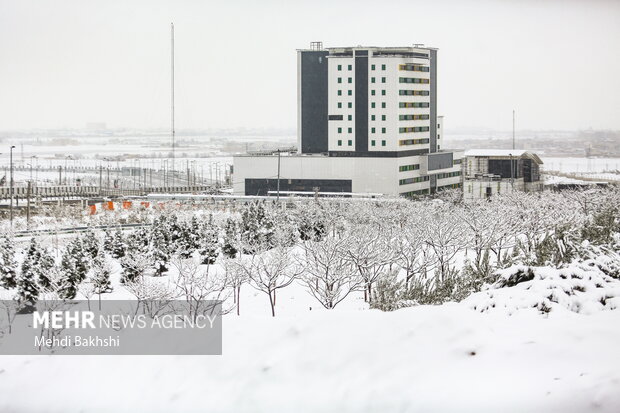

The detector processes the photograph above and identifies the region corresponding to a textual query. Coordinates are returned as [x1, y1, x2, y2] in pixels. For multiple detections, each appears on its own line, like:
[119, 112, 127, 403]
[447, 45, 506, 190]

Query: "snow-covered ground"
[542, 157, 620, 173]
[1, 268, 619, 412]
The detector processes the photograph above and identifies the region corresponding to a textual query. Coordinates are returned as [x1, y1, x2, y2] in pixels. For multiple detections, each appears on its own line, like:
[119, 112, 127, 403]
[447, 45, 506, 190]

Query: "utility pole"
[512, 109, 515, 150]
[276, 149, 281, 201]
[171, 22, 175, 178]
[9, 145, 15, 227]
[26, 180, 31, 229]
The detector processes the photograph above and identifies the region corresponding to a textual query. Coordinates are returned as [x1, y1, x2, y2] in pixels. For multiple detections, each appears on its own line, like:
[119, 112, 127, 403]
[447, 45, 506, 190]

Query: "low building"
[463, 149, 544, 201]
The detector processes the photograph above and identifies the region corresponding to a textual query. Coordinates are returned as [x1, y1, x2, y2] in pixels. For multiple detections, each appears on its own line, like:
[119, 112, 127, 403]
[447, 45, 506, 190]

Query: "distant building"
[463, 149, 544, 201]
[233, 43, 463, 197]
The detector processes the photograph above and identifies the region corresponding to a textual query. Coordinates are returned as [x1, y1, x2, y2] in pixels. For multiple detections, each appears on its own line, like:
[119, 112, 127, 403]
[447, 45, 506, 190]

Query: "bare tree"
[125, 276, 177, 318]
[301, 235, 362, 309]
[172, 258, 232, 320]
[345, 223, 393, 303]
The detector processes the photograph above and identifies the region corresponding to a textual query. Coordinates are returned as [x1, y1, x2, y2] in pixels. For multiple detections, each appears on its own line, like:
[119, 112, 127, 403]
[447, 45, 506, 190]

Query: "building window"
[371, 127, 376, 133]
[438, 123, 441, 129]
[399, 102, 430, 108]
[348, 140, 353, 146]
[348, 127, 352, 133]
[398, 64, 430, 72]
[371, 77, 376, 83]
[381, 102, 386, 108]
[337, 127, 342, 133]
[399, 164, 420, 172]
[438, 134, 440, 139]
[399, 176, 430, 185]
[371, 64, 375, 70]
[399, 114, 430, 121]
[348, 64, 352, 70]
[371, 90, 375, 96]
[381, 128, 386, 134]
[338, 140, 342, 146]
[338, 77, 342, 83]
[381, 64, 386, 70]
[348, 102, 352, 108]
[381, 77, 386, 83]
[348, 115, 352, 121]
[371, 102, 376, 108]
[381, 140, 386, 146]
[399, 126, 431, 133]
[398, 90, 430, 96]
[371, 140, 376, 146]
[338, 65, 342, 71]
[381, 90, 386, 96]
[348, 77, 352, 83]
[371, 115, 376, 121]
[399, 138, 430, 146]
[337, 102, 342, 108]
[382, 115, 386, 121]
[348, 90, 352, 96]
[399, 77, 430, 84]
[337, 90, 342, 96]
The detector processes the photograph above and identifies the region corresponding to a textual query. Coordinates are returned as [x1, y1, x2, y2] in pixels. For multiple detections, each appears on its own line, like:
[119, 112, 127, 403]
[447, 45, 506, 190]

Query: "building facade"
[233, 43, 462, 197]
[463, 149, 544, 201]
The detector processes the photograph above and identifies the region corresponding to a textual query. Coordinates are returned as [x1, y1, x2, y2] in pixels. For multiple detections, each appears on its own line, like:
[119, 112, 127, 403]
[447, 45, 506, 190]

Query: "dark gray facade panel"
[245, 178, 352, 196]
[300, 51, 329, 154]
[355, 54, 368, 152]
[428, 152, 454, 171]
[329, 149, 429, 158]
[430, 49, 437, 153]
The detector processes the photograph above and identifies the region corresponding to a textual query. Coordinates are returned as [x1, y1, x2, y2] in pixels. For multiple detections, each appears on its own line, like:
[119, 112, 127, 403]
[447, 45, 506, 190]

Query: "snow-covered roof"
[464, 149, 543, 164]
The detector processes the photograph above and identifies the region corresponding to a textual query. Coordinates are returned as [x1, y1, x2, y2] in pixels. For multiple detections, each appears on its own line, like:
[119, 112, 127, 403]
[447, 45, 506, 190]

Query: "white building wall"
[327, 56, 356, 151]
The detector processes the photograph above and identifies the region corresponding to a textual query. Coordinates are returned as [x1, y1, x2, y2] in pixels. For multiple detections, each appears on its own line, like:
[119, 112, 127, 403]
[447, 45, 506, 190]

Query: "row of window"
[336, 139, 388, 147]
[399, 164, 420, 172]
[399, 77, 430, 84]
[399, 114, 430, 121]
[371, 102, 387, 109]
[438, 183, 462, 191]
[401, 188, 430, 197]
[371, 90, 387, 96]
[399, 176, 429, 186]
[370, 115, 387, 121]
[399, 126, 430, 133]
[338, 63, 388, 72]
[435, 171, 461, 179]
[399, 138, 430, 146]
[398, 64, 430, 72]
[371, 64, 387, 71]
[337, 64, 353, 71]
[399, 102, 430, 108]
[337, 102, 353, 109]
[371, 127, 387, 134]
[337, 78, 353, 84]
[398, 90, 429, 96]
[371, 77, 387, 84]
[453, 159, 462, 165]
[337, 127, 353, 133]
[337, 101, 393, 109]
[337, 90, 353, 96]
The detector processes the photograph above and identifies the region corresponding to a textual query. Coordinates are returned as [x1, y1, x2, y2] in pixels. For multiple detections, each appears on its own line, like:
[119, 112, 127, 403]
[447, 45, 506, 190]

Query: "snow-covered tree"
[221, 218, 240, 259]
[301, 235, 361, 309]
[0, 235, 17, 289]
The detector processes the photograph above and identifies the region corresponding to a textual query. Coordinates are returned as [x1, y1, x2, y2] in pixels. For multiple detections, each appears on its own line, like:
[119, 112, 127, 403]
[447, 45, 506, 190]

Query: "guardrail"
[0, 185, 214, 200]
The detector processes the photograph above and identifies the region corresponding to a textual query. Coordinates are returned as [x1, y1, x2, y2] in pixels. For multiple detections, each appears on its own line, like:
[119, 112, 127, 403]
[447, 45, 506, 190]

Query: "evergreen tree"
[81, 229, 100, 262]
[240, 202, 274, 252]
[111, 227, 127, 259]
[221, 218, 240, 259]
[16, 238, 41, 308]
[91, 248, 112, 294]
[199, 223, 219, 265]
[58, 238, 89, 299]
[0, 235, 17, 288]
[150, 217, 172, 276]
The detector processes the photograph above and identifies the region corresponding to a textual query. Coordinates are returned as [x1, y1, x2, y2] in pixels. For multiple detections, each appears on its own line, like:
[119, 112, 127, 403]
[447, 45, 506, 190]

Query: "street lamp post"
[10, 145, 15, 226]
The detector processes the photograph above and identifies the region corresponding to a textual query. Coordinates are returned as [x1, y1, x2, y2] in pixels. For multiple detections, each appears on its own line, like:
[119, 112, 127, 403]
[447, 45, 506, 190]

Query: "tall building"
[233, 43, 463, 197]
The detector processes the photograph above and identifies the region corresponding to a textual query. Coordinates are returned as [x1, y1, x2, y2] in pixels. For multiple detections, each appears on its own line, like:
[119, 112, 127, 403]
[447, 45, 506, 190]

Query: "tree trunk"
[236, 285, 241, 316]
[269, 290, 275, 317]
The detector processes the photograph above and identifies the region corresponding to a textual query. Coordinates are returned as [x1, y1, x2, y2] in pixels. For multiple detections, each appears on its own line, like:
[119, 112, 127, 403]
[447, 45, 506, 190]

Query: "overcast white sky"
[1, 0, 619, 132]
